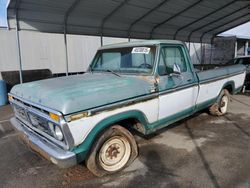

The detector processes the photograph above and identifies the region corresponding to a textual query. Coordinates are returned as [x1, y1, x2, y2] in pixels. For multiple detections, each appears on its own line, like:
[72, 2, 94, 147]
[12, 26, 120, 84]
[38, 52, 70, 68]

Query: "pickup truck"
[9, 40, 246, 176]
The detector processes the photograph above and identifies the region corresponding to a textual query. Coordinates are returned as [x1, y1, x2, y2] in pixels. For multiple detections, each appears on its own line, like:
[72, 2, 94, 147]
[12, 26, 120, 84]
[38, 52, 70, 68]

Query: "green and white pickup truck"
[9, 40, 246, 176]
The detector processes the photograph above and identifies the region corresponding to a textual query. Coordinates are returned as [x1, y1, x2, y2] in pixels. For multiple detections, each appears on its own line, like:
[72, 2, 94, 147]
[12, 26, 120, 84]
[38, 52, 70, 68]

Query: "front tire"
[86, 125, 138, 177]
[209, 89, 230, 116]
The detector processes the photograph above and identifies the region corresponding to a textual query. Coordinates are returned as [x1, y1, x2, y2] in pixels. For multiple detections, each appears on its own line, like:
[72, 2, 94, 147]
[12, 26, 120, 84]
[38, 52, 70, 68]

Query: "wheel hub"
[220, 101, 225, 107]
[220, 95, 229, 113]
[99, 136, 131, 172]
[106, 144, 120, 159]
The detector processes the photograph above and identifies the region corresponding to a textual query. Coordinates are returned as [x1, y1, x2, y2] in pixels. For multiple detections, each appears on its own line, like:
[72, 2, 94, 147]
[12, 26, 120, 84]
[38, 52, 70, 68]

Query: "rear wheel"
[209, 89, 230, 116]
[86, 125, 138, 177]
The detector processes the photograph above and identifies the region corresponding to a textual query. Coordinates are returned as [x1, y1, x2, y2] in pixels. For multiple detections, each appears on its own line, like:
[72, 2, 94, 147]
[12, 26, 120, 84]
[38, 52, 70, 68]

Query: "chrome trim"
[60, 117, 75, 150]
[88, 93, 158, 114]
[65, 93, 159, 121]
[9, 96, 74, 150]
[12, 99, 58, 124]
[158, 83, 198, 95]
[10, 117, 77, 168]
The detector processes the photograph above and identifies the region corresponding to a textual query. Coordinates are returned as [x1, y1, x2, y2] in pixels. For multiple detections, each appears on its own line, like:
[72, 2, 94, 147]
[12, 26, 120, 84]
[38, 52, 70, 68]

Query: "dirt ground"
[0, 94, 249, 188]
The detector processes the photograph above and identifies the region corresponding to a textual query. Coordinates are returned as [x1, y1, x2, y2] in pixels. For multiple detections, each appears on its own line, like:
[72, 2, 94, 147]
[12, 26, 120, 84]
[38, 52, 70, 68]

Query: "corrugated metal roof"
[7, 0, 250, 43]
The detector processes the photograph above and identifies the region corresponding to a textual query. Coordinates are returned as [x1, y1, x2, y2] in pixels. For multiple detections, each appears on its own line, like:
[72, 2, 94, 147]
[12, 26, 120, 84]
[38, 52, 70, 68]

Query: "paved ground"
[0, 94, 250, 188]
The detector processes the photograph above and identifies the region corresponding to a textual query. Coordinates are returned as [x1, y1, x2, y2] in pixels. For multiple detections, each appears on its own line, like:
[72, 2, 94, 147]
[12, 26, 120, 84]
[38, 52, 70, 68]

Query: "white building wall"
[1, 29, 204, 79]
[0, 30, 130, 78]
[19, 31, 66, 73]
[67, 34, 100, 72]
[0, 30, 19, 72]
[0, 30, 68, 74]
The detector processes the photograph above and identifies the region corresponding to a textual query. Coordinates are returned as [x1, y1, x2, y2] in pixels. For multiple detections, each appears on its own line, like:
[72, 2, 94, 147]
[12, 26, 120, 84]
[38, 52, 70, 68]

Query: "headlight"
[54, 126, 64, 141]
[48, 122, 64, 141]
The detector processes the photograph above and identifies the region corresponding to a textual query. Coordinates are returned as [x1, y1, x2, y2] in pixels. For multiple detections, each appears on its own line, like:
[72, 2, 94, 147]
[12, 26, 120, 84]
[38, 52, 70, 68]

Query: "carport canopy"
[7, 0, 250, 43]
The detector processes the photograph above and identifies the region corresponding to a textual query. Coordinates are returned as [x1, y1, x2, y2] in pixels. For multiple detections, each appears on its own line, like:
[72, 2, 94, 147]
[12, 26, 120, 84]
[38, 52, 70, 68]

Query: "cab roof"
[99, 40, 184, 50]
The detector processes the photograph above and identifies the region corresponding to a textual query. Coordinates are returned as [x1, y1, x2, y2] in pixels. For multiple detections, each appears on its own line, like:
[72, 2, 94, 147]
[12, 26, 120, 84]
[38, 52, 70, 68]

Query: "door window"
[158, 47, 187, 75]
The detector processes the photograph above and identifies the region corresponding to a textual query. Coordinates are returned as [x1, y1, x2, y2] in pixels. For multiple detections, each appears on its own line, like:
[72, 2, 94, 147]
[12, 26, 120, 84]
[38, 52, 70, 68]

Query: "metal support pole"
[200, 43, 203, 64]
[63, 0, 81, 76]
[209, 44, 213, 64]
[64, 27, 69, 76]
[15, 10, 23, 84]
[245, 41, 249, 56]
[234, 41, 238, 58]
[100, 36, 103, 46]
[203, 44, 206, 64]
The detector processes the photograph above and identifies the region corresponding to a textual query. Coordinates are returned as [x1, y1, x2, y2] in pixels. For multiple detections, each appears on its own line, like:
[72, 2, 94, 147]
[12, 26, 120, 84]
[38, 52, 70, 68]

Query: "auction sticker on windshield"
[132, 47, 150, 54]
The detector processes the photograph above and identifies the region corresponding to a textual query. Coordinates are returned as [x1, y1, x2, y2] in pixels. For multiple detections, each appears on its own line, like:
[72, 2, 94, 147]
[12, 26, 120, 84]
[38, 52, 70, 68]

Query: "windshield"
[90, 46, 156, 74]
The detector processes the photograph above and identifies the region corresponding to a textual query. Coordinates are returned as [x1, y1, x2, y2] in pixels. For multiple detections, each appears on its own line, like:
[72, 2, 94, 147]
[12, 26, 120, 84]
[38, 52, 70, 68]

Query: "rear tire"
[86, 125, 138, 177]
[209, 89, 230, 116]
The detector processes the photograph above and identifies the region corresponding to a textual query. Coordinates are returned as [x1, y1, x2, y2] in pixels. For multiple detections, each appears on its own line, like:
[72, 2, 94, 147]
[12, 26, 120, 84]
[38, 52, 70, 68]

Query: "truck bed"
[195, 64, 245, 83]
[193, 64, 226, 71]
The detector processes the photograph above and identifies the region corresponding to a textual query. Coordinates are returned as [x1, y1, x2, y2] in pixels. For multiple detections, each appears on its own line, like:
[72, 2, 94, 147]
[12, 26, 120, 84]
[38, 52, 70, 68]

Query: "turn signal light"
[49, 112, 60, 122]
[8, 95, 13, 101]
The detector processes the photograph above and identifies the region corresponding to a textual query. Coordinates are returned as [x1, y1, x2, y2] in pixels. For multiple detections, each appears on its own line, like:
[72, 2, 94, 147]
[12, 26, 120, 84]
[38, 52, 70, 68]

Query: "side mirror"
[173, 63, 181, 75]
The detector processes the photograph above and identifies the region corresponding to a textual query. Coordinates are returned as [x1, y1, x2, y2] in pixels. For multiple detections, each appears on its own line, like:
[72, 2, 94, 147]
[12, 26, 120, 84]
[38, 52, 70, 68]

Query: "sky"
[0, 0, 8, 28]
[0, 0, 249, 38]
[220, 21, 250, 39]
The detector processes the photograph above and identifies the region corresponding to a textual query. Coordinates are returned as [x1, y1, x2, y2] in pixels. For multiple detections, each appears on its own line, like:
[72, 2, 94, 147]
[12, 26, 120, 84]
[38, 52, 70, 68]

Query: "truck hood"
[10, 73, 155, 115]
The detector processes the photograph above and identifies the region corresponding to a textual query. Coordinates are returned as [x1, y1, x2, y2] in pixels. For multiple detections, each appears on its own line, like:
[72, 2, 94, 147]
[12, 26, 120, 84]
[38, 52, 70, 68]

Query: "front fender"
[72, 110, 148, 163]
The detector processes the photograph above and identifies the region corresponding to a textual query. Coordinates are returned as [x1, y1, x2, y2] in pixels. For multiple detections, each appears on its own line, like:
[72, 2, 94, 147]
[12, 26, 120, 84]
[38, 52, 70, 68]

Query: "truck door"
[157, 45, 198, 120]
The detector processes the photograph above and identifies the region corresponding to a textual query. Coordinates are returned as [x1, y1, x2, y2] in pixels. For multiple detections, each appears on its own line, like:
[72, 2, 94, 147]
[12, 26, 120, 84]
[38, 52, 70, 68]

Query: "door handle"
[187, 79, 192, 82]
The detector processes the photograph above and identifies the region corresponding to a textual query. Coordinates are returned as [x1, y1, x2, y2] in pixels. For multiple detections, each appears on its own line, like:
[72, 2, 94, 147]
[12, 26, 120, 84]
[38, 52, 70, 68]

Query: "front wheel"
[86, 125, 138, 177]
[209, 89, 230, 116]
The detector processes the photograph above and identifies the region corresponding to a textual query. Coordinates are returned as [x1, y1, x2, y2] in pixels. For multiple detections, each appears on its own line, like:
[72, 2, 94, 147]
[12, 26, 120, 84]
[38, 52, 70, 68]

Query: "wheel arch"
[222, 81, 235, 94]
[72, 110, 148, 163]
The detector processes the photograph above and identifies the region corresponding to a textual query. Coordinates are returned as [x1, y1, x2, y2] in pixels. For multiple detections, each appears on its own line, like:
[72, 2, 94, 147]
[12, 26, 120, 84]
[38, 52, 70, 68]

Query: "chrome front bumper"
[10, 117, 77, 168]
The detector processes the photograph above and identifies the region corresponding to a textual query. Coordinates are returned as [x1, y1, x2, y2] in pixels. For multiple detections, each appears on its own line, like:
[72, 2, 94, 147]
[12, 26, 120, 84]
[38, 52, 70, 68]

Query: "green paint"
[145, 107, 193, 134]
[195, 98, 217, 112]
[197, 65, 245, 83]
[10, 73, 154, 115]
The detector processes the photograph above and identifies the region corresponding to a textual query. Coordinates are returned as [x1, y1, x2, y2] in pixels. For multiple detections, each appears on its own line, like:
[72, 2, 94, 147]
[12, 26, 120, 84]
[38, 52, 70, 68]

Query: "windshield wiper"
[105, 69, 121, 77]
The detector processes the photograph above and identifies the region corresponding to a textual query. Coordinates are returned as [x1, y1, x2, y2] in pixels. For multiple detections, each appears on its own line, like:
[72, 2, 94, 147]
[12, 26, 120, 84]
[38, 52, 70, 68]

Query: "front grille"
[12, 102, 56, 141]
[28, 112, 54, 137]
[14, 105, 29, 122]
[9, 96, 71, 150]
